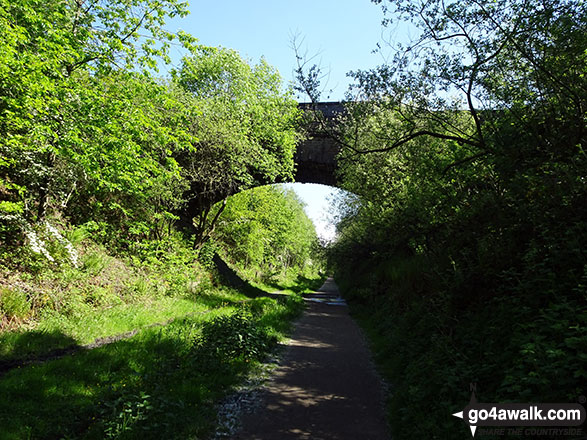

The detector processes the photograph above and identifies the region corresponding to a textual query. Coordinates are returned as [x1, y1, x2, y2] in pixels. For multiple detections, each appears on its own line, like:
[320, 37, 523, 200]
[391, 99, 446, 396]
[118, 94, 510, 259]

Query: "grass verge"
[0, 293, 304, 439]
[0, 286, 247, 366]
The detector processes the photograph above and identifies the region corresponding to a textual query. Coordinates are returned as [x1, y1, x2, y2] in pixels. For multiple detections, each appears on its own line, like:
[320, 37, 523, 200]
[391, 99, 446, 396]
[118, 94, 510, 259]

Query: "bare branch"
[348, 129, 484, 157]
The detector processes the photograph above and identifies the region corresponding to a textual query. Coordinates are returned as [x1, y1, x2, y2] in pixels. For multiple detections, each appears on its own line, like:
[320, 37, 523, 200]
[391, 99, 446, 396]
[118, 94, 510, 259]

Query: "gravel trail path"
[236, 277, 389, 440]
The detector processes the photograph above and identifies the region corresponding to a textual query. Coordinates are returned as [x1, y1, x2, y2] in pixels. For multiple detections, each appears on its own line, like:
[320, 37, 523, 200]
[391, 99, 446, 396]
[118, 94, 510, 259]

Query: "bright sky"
[166, 0, 390, 101]
[166, 1, 395, 241]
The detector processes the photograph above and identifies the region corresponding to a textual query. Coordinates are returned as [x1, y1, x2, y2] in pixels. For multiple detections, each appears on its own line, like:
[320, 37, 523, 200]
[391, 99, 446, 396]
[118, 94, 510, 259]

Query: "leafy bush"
[198, 311, 273, 362]
[82, 251, 110, 276]
[0, 287, 31, 319]
[101, 391, 153, 439]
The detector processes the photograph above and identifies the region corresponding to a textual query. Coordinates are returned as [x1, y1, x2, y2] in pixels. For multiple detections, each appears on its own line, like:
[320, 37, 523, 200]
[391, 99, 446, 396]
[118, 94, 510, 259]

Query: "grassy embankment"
[0, 230, 316, 439]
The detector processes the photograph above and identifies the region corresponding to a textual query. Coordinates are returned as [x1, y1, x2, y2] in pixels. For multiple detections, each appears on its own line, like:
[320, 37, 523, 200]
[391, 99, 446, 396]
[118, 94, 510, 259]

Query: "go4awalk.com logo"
[452, 389, 586, 437]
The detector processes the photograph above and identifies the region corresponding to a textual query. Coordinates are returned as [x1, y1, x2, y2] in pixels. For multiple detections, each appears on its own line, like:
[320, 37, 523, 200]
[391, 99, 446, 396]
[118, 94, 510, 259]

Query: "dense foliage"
[211, 185, 321, 283]
[312, 0, 587, 438]
[0, 0, 300, 260]
[173, 48, 301, 247]
[0, 0, 190, 238]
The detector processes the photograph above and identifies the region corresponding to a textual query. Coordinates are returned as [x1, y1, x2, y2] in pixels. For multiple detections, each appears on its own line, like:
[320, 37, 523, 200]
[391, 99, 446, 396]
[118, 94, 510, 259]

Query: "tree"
[211, 185, 319, 281]
[352, 0, 585, 154]
[173, 47, 302, 248]
[59, 72, 194, 246]
[0, 0, 192, 245]
[296, 0, 585, 163]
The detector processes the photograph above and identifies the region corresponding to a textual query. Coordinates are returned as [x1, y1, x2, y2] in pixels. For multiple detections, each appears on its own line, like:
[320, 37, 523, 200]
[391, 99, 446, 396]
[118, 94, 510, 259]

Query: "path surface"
[236, 278, 389, 440]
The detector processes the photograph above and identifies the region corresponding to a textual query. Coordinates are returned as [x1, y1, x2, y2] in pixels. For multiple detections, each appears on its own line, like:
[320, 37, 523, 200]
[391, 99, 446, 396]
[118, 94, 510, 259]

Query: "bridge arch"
[182, 102, 345, 237]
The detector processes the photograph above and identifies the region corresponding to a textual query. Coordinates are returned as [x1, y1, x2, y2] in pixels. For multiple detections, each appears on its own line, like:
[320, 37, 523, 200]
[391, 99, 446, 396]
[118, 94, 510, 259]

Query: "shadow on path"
[236, 277, 389, 440]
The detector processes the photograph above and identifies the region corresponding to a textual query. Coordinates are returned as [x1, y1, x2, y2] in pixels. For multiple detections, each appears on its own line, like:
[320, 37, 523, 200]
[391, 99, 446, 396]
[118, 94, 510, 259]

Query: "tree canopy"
[0, 0, 301, 255]
[210, 185, 320, 282]
[173, 47, 300, 247]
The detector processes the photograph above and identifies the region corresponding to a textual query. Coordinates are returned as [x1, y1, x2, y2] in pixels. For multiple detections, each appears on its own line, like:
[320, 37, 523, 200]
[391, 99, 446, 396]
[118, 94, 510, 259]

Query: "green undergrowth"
[342, 258, 587, 440]
[0, 231, 247, 365]
[0, 214, 309, 439]
[214, 246, 326, 295]
[1, 297, 210, 363]
[0, 293, 304, 439]
[254, 273, 325, 296]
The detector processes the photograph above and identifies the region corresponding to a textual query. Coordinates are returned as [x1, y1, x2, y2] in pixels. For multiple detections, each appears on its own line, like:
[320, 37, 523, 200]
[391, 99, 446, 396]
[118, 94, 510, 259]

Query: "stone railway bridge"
[294, 102, 344, 187]
[183, 102, 344, 237]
